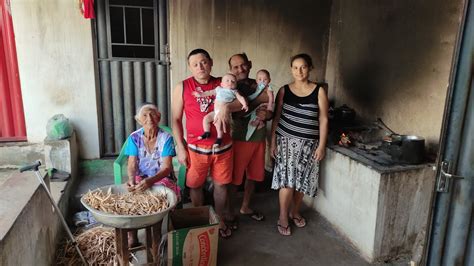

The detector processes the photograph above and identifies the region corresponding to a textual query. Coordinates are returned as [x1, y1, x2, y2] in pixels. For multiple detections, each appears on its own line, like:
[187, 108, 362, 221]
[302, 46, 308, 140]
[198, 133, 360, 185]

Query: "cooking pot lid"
[384, 134, 425, 142]
[403, 135, 424, 141]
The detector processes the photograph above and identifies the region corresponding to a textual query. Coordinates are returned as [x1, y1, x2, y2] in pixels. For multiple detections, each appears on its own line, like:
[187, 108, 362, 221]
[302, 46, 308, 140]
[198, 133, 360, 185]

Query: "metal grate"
[95, 0, 169, 156]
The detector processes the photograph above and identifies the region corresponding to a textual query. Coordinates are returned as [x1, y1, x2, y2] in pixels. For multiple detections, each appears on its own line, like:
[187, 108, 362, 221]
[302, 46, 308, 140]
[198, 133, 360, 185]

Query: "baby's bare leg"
[215, 112, 225, 147]
[199, 112, 214, 140]
[214, 125, 223, 147]
[266, 89, 274, 110]
[202, 112, 214, 132]
[216, 122, 223, 139]
[213, 103, 228, 147]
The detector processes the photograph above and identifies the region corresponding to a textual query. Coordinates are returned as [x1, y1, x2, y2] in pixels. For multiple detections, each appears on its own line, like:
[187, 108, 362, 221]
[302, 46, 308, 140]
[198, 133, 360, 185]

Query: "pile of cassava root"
[56, 227, 116, 265]
[82, 188, 170, 215]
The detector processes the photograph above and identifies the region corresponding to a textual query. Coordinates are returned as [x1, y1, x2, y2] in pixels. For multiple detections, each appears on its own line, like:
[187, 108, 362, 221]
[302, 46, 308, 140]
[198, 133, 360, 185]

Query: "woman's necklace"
[143, 134, 157, 155]
[294, 81, 312, 90]
[291, 82, 314, 97]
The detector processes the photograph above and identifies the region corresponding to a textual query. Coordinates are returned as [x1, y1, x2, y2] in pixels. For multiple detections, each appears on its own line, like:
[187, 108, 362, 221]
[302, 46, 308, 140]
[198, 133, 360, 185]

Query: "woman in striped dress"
[270, 54, 329, 236]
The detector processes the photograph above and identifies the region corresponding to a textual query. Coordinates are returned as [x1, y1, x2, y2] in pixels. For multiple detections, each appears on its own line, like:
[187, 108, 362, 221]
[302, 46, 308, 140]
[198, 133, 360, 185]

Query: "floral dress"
[124, 127, 180, 197]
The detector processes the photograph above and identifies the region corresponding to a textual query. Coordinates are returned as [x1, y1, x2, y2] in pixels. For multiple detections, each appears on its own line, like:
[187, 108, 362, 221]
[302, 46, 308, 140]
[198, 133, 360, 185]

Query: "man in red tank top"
[171, 49, 233, 238]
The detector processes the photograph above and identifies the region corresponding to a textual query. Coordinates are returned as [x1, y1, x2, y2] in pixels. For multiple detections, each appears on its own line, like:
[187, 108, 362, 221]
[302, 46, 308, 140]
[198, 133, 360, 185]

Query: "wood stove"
[304, 113, 436, 262]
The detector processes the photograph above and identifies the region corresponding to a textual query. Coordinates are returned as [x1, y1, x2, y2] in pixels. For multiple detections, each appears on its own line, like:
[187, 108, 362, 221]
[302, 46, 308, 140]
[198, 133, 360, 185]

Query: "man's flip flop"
[225, 217, 239, 231]
[241, 211, 265, 221]
[219, 224, 232, 239]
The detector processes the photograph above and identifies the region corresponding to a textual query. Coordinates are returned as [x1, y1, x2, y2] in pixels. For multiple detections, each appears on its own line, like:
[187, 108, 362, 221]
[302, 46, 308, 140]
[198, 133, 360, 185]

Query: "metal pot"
[382, 135, 425, 164]
[377, 118, 425, 164]
[332, 104, 356, 124]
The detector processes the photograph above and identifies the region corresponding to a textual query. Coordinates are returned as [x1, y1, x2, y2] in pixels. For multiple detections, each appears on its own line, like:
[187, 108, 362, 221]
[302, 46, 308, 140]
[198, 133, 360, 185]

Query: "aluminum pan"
[80, 184, 177, 229]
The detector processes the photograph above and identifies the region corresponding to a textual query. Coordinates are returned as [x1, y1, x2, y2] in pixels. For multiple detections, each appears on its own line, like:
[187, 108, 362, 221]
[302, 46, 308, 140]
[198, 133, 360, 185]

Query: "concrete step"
[0, 142, 44, 169]
[0, 167, 64, 197]
[0, 134, 78, 182]
[0, 168, 76, 266]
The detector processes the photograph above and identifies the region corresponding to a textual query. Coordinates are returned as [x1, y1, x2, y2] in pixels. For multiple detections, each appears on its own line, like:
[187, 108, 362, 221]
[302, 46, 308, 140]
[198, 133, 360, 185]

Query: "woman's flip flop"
[277, 221, 291, 236]
[291, 216, 306, 228]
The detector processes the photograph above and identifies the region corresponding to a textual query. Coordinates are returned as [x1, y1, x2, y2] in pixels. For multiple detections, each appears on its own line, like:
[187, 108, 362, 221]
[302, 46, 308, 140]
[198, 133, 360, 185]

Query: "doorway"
[94, 0, 170, 156]
[426, 0, 473, 264]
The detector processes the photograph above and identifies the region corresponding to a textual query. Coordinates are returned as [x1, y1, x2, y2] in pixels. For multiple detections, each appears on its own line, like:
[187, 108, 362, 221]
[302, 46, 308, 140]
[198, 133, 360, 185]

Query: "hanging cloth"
[80, 0, 95, 19]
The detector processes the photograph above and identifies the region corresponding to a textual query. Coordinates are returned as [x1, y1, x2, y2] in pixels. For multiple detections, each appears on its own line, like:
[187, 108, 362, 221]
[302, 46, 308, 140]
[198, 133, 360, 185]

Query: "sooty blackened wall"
[325, 0, 464, 155]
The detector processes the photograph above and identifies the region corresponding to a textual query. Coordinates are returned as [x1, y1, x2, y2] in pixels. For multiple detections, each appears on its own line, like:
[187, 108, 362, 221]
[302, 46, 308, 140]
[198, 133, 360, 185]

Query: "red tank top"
[182, 76, 231, 145]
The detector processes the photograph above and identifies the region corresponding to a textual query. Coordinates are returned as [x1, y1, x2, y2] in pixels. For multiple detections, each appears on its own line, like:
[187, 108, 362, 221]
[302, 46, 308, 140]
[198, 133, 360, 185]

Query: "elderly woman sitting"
[124, 103, 179, 247]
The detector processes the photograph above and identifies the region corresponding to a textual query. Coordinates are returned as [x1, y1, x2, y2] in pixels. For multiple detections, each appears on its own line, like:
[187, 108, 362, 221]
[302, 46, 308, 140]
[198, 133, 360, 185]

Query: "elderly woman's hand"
[127, 178, 136, 192]
[135, 178, 153, 192]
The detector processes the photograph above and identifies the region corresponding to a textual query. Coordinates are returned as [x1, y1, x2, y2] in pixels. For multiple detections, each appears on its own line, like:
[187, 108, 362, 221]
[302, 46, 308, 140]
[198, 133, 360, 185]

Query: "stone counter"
[304, 147, 436, 262]
[0, 135, 77, 265]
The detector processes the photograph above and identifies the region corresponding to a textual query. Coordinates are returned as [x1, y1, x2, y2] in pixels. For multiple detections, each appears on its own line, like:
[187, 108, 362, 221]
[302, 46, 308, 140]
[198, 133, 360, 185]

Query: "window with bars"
[108, 0, 156, 59]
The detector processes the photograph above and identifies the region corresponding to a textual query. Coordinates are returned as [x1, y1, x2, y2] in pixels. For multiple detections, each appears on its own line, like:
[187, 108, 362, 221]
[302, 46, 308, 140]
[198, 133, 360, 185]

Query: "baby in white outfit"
[192, 73, 248, 147]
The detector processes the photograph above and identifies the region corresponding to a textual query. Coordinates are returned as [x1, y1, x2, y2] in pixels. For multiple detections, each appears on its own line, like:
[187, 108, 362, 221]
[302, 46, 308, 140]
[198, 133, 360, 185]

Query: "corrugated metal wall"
[95, 0, 169, 156]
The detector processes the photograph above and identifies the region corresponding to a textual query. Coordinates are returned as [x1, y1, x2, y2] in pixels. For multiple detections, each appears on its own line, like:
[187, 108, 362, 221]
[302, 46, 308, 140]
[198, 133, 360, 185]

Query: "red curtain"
[0, 0, 26, 141]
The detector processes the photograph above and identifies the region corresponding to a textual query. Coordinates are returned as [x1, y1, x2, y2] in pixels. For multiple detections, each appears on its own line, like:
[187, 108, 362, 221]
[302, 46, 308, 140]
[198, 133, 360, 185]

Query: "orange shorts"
[186, 143, 233, 188]
[232, 141, 265, 185]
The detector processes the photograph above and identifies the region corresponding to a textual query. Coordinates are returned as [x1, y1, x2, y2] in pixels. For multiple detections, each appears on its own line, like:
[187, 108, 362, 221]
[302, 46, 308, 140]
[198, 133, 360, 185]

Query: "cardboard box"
[167, 206, 220, 266]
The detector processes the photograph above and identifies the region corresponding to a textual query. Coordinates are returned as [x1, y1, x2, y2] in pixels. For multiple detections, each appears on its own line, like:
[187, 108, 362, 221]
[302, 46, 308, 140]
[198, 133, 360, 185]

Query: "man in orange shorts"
[226, 53, 273, 224]
[171, 49, 233, 238]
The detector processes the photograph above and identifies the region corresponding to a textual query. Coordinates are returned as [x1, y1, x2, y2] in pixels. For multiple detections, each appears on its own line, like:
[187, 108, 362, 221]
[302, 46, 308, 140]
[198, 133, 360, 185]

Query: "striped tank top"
[276, 84, 320, 140]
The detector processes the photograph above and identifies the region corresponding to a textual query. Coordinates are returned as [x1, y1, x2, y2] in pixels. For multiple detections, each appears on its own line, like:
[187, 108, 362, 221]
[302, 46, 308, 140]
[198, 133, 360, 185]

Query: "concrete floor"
[131, 190, 373, 266]
[74, 160, 378, 265]
[73, 159, 116, 211]
[217, 191, 370, 266]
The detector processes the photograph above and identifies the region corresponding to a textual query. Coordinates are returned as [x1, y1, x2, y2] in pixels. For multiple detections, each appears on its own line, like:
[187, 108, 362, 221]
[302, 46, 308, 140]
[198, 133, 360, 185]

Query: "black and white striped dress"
[272, 84, 321, 197]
